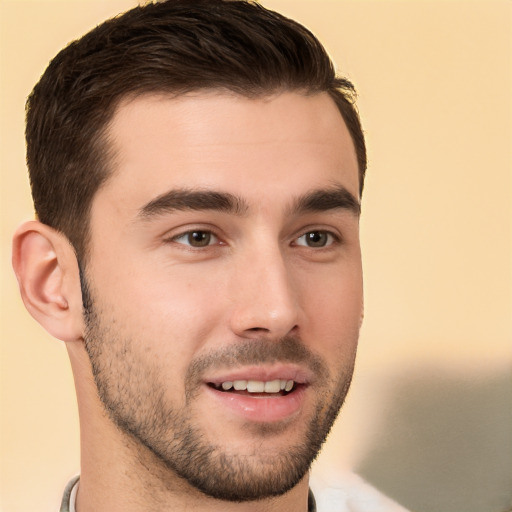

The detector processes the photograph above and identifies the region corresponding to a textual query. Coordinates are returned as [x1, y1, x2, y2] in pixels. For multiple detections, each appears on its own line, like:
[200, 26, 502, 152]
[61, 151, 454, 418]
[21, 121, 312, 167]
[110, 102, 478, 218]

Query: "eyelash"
[293, 230, 340, 248]
[169, 230, 222, 248]
[167, 228, 340, 249]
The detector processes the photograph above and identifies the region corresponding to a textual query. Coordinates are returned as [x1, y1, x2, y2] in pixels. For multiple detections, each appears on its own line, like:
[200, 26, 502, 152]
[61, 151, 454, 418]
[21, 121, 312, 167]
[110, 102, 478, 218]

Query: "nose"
[229, 246, 300, 340]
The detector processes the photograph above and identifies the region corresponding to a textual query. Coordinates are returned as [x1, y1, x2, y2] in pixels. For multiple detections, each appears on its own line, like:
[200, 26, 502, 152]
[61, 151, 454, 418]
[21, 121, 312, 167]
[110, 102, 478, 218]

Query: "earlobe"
[12, 221, 85, 342]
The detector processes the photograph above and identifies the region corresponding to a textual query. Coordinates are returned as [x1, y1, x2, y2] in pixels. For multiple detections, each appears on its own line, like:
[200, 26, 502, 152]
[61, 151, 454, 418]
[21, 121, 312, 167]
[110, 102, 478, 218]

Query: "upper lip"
[204, 364, 313, 386]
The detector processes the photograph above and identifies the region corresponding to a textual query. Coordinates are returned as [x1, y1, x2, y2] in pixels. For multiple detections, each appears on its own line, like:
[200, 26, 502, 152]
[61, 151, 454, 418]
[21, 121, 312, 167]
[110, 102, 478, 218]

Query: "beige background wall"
[1, 1, 511, 511]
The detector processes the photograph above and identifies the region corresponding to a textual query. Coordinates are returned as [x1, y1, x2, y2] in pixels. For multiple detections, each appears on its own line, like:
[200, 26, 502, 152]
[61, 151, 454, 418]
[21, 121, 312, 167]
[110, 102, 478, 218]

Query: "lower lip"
[205, 385, 307, 423]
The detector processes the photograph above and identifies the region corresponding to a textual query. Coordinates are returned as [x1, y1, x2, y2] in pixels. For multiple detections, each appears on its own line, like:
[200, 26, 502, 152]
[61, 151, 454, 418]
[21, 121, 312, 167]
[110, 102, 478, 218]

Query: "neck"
[68, 342, 311, 512]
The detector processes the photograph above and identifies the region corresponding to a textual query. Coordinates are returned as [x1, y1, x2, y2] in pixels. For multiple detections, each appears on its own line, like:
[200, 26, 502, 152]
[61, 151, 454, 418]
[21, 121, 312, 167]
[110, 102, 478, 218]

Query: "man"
[12, 1, 407, 510]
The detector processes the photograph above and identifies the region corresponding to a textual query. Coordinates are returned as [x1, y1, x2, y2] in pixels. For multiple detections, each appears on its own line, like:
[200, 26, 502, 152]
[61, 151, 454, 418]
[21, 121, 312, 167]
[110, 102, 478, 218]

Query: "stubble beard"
[81, 275, 356, 502]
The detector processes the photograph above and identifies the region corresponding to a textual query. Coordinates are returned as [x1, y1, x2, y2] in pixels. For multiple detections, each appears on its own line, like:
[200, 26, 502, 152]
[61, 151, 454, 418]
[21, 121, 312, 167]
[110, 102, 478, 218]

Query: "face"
[82, 91, 363, 501]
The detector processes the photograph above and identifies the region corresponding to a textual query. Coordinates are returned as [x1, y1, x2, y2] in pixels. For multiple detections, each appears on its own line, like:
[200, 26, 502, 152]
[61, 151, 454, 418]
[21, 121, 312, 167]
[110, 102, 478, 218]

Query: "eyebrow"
[137, 184, 360, 221]
[290, 186, 361, 217]
[138, 189, 249, 220]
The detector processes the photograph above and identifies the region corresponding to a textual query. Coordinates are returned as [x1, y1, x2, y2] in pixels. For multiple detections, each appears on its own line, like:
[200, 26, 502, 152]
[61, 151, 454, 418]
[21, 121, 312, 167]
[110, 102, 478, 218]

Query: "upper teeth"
[220, 379, 294, 393]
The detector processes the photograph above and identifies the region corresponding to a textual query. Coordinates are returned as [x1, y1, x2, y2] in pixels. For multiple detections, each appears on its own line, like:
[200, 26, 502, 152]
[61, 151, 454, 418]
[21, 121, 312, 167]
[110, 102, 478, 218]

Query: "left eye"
[172, 230, 219, 247]
[295, 231, 336, 248]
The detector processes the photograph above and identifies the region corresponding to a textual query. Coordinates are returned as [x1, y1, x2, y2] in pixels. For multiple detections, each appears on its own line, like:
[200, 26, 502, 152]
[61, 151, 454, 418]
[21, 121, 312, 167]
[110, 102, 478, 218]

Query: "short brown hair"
[26, 0, 366, 260]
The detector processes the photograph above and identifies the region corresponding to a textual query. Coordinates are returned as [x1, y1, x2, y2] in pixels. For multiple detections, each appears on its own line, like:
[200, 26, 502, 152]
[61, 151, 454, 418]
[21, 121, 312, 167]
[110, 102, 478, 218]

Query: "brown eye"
[295, 231, 334, 248]
[188, 231, 211, 247]
[173, 230, 217, 247]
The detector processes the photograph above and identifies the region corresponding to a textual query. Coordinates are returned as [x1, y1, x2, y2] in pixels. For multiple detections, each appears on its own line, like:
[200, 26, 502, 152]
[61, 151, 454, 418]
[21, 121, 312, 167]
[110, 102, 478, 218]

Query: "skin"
[13, 90, 363, 512]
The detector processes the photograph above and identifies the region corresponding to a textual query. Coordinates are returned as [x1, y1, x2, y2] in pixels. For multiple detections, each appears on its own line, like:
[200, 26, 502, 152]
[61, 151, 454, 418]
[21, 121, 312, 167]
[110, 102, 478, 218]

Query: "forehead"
[96, 91, 359, 217]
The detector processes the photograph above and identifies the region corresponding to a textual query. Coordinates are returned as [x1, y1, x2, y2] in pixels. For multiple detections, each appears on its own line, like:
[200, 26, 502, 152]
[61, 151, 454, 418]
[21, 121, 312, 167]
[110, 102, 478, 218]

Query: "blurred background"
[1, 1, 510, 511]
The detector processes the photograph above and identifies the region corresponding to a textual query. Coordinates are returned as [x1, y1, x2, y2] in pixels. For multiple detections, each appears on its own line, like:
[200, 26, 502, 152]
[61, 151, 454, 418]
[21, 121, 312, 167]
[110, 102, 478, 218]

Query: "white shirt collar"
[69, 478, 79, 512]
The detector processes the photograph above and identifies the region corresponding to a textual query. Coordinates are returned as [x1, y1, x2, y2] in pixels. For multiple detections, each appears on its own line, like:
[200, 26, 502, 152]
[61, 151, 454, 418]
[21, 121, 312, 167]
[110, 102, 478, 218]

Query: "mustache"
[185, 336, 329, 393]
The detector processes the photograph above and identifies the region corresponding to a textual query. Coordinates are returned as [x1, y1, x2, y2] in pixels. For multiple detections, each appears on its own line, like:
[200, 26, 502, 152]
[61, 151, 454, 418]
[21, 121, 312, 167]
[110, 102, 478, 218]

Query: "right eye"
[171, 230, 219, 248]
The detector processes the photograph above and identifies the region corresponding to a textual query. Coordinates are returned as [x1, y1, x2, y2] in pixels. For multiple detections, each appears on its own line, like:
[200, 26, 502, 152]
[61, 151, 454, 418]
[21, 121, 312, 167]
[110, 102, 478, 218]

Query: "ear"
[12, 221, 85, 342]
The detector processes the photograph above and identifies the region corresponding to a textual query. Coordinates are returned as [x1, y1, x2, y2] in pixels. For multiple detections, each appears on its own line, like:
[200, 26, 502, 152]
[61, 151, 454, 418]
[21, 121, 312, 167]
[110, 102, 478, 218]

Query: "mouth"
[203, 370, 309, 423]
[207, 379, 300, 397]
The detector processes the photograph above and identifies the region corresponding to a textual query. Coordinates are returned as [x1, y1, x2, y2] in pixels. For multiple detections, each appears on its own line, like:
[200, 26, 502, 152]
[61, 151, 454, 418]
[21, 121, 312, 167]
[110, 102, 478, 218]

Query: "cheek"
[89, 275, 228, 405]
[90, 255, 230, 364]
[298, 263, 363, 353]
[147, 263, 231, 320]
